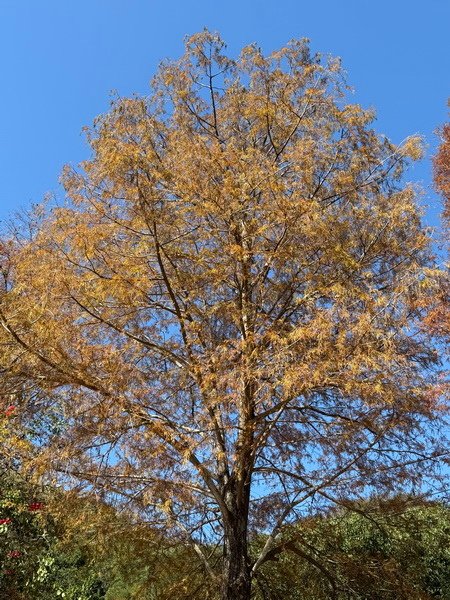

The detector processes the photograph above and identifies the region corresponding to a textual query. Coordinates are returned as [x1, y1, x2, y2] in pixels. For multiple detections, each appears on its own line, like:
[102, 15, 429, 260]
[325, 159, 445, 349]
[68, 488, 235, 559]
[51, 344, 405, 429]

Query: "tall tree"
[0, 32, 447, 600]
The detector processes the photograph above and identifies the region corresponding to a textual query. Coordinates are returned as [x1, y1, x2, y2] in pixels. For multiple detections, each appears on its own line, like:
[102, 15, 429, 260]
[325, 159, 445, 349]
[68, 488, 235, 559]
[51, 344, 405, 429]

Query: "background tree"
[0, 466, 209, 600]
[428, 106, 450, 344]
[434, 106, 450, 215]
[254, 498, 450, 600]
[0, 31, 447, 600]
[0, 469, 108, 600]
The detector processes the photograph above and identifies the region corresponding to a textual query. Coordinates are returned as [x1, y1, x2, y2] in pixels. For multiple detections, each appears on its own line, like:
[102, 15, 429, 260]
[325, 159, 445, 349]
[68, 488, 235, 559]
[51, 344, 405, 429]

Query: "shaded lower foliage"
[253, 498, 450, 600]
[0, 471, 214, 599]
[1, 475, 449, 599]
[0, 471, 110, 599]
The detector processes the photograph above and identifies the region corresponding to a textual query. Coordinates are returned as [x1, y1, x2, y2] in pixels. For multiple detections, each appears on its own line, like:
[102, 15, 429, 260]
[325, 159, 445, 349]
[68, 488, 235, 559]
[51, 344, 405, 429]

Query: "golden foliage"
[0, 31, 446, 599]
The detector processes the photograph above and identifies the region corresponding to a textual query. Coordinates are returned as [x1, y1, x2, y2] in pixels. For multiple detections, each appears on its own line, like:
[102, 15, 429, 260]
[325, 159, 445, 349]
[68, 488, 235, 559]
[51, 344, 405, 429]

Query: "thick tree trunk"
[222, 512, 252, 600]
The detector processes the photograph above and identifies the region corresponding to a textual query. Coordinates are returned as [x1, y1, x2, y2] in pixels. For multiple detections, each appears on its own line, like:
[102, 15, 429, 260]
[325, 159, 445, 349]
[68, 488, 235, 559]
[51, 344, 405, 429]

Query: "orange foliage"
[0, 32, 447, 600]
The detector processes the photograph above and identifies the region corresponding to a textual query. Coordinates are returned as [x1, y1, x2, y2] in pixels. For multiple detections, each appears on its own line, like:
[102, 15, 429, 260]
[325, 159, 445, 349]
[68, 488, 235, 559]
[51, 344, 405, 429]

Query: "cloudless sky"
[0, 0, 449, 228]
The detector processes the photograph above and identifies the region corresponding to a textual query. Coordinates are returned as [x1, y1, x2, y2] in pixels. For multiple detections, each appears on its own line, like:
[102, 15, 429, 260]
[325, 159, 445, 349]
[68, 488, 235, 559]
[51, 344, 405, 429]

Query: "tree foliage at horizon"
[1, 472, 449, 600]
[0, 30, 448, 599]
[254, 498, 450, 600]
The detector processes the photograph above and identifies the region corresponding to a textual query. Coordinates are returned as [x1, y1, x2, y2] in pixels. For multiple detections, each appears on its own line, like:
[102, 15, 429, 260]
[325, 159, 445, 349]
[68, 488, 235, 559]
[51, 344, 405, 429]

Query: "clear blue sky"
[1, 0, 449, 226]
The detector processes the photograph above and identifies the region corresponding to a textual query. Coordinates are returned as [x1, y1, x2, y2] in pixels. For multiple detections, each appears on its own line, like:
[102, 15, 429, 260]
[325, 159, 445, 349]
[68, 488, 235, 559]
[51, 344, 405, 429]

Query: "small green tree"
[0, 470, 108, 599]
[254, 499, 450, 599]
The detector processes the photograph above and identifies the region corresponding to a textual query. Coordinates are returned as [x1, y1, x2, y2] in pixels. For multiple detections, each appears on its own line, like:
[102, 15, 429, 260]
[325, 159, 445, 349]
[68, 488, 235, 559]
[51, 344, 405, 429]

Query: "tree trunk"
[222, 512, 252, 600]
